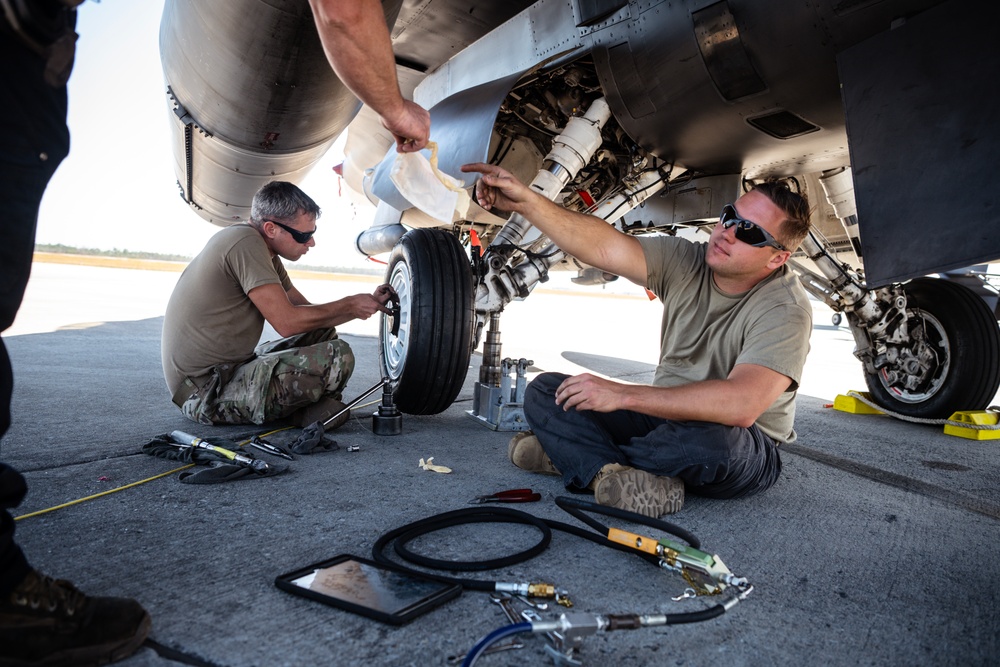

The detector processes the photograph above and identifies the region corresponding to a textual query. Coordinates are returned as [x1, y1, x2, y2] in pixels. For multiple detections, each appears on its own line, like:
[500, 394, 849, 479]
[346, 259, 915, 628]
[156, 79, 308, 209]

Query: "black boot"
[0, 570, 151, 667]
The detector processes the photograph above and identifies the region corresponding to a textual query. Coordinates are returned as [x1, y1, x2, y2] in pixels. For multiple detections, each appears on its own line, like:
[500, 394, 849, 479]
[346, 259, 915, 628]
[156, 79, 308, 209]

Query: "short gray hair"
[249, 181, 321, 228]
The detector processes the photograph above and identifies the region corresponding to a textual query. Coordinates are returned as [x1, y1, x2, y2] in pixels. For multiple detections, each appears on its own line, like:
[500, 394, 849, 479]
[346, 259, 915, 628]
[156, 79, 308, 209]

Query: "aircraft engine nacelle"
[158, 0, 380, 225]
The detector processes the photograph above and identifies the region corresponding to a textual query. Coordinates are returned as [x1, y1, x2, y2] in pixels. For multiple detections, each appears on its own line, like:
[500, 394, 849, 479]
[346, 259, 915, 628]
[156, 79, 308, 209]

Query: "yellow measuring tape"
[14, 427, 291, 522]
[14, 464, 195, 521]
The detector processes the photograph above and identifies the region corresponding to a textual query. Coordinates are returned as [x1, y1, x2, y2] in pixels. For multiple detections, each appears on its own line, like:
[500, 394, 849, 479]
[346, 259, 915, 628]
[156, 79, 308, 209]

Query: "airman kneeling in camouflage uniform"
[161, 181, 396, 426]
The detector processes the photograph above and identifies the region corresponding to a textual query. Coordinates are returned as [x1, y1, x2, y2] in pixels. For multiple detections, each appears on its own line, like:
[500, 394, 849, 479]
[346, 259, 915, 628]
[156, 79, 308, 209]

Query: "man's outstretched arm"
[461, 162, 649, 285]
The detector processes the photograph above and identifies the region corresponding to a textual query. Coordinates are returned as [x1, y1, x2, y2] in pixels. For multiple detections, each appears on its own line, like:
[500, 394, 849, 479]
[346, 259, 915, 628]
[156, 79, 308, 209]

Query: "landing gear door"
[839, 1, 1000, 286]
[367, 72, 526, 214]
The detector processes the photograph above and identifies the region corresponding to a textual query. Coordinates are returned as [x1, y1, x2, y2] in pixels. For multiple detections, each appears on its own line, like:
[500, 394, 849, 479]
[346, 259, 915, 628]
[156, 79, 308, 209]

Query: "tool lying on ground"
[168, 430, 271, 474]
[141, 430, 286, 483]
[289, 377, 402, 452]
[469, 488, 541, 504]
[247, 435, 294, 460]
[368, 497, 751, 667]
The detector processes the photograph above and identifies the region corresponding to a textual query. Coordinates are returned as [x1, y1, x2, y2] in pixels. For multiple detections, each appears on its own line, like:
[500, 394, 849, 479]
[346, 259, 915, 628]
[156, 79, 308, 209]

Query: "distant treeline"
[35, 243, 384, 276]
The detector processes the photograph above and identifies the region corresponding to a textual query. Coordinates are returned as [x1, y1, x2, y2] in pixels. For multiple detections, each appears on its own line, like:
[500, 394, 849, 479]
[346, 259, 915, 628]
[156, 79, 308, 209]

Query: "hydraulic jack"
[468, 313, 533, 431]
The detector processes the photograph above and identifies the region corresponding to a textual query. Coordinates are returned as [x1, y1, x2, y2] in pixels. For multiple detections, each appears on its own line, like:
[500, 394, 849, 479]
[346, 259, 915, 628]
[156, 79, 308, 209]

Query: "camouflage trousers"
[178, 328, 354, 425]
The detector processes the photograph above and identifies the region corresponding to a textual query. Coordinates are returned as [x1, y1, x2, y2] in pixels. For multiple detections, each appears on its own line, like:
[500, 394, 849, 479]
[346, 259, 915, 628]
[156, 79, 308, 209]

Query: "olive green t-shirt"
[161, 225, 292, 396]
[638, 235, 812, 443]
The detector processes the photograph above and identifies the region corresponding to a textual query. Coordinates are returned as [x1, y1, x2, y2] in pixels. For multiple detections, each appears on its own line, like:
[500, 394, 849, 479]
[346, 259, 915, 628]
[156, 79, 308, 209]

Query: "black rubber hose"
[371, 506, 551, 591]
[370, 500, 742, 631]
[554, 496, 701, 548]
[371, 498, 702, 589]
[390, 507, 552, 572]
[665, 604, 727, 625]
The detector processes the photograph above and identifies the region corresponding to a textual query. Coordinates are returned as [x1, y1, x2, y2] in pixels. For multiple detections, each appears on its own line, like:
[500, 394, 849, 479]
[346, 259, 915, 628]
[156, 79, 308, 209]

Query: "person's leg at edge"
[0, 460, 30, 600]
[0, 12, 151, 665]
[0, 28, 71, 604]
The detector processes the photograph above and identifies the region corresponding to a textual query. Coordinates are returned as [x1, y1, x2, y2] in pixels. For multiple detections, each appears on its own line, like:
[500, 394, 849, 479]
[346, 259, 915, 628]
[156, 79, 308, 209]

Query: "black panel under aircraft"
[590, 0, 852, 176]
[692, 1, 767, 102]
[840, 0, 1000, 286]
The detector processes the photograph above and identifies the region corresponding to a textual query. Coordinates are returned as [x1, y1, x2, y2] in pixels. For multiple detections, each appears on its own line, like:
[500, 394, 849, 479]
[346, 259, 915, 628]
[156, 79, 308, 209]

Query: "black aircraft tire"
[379, 229, 474, 415]
[864, 277, 1000, 418]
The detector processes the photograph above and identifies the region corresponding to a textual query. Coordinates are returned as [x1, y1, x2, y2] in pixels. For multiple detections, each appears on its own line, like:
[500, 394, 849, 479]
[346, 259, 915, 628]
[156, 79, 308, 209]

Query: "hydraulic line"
[460, 622, 533, 667]
[375, 498, 750, 665]
[371, 501, 702, 591]
[377, 506, 552, 580]
[554, 496, 700, 548]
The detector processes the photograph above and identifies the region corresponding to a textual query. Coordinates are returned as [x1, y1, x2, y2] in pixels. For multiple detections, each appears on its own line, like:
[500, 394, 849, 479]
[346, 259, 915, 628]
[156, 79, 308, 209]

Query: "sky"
[37, 0, 378, 270]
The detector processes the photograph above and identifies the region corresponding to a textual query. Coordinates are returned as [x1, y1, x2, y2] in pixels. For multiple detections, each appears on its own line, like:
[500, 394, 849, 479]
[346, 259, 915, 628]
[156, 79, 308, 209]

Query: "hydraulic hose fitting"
[605, 614, 643, 631]
[526, 582, 556, 599]
[531, 612, 607, 637]
[493, 581, 573, 606]
[494, 581, 554, 598]
[720, 573, 750, 589]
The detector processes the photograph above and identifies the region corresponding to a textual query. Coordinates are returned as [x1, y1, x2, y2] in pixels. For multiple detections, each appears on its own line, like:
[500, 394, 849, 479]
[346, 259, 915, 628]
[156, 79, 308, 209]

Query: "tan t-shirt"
[161, 225, 292, 396]
[638, 235, 812, 443]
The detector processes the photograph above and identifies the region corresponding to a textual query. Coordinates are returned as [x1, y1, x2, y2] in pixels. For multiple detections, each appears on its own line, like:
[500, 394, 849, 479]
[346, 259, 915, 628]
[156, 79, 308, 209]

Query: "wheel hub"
[876, 308, 950, 403]
[382, 261, 412, 382]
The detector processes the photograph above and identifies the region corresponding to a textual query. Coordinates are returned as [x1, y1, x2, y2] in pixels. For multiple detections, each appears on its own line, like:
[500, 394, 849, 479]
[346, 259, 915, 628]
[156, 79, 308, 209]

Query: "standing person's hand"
[382, 101, 431, 153]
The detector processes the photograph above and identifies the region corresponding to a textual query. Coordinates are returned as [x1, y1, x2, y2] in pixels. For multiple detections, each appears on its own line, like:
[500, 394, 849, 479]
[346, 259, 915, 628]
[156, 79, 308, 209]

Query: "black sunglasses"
[719, 204, 786, 251]
[266, 219, 315, 244]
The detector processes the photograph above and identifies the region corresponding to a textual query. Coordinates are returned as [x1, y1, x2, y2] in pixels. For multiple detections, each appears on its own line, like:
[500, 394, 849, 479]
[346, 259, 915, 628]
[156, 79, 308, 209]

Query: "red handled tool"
[469, 488, 541, 504]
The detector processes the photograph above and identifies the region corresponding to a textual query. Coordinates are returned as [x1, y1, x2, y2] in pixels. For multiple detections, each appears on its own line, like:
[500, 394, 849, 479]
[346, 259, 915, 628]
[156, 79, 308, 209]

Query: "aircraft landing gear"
[379, 228, 474, 414]
[862, 277, 1000, 418]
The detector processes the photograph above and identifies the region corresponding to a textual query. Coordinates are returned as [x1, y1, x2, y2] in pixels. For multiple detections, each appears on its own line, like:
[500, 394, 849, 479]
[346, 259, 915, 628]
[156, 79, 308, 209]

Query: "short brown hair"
[751, 181, 811, 251]
[249, 181, 321, 230]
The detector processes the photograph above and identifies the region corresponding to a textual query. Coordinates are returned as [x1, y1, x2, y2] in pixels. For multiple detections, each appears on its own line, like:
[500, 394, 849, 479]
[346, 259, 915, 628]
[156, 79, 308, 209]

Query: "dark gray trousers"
[524, 372, 782, 499]
[0, 11, 72, 596]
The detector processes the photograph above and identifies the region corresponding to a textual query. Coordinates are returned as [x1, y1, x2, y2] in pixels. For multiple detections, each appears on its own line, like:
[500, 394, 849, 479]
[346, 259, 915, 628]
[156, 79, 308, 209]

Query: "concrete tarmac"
[3, 260, 998, 666]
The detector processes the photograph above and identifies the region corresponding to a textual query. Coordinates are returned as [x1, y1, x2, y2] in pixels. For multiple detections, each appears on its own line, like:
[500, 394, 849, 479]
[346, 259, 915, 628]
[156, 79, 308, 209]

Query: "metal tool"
[490, 593, 522, 624]
[247, 436, 293, 461]
[168, 430, 269, 474]
[522, 608, 583, 667]
[318, 377, 401, 436]
[320, 379, 384, 429]
[386, 293, 401, 337]
[514, 593, 548, 611]
[371, 380, 402, 435]
[469, 488, 541, 504]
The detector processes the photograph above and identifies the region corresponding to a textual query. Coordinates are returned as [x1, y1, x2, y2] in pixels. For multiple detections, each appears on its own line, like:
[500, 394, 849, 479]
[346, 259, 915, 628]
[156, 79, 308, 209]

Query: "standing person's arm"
[308, 0, 430, 152]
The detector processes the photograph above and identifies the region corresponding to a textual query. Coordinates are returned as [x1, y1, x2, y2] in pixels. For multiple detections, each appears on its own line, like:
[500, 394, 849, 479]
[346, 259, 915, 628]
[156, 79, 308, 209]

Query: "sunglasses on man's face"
[267, 219, 315, 244]
[719, 204, 786, 251]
